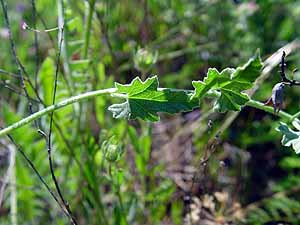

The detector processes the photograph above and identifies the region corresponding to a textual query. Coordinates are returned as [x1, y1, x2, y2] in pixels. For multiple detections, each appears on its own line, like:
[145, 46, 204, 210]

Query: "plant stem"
[290, 111, 300, 122]
[7, 135, 69, 220]
[1, 87, 298, 138]
[108, 165, 128, 225]
[47, 25, 79, 225]
[0, 88, 116, 137]
[57, 0, 73, 91]
[83, 0, 96, 59]
[31, 0, 39, 92]
[206, 90, 295, 121]
[9, 142, 17, 225]
[245, 99, 294, 121]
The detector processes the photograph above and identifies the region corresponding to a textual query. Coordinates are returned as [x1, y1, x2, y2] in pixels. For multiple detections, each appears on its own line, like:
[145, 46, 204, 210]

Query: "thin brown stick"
[0, 0, 35, 119]
[47, 26, 78, 225]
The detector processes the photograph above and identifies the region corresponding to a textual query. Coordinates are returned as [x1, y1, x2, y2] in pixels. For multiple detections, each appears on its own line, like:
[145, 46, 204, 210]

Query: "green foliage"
[192, 52, 262, 112]
[39, 57, 55, 106]
[108, 76, 198, 122]
[277, 122, 300, 154]
[246, 196, 300, 225]
[280, 156, 300, 170]
[1, 105, 52, 222]
[2, 0, 300, 225]
[108, 53, 262, 121]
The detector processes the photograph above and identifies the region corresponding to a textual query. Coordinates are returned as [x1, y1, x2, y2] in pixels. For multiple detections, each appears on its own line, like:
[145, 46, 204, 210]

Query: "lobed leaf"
[108, 76, 198, 122]
[276, 122, 300, 154]
[108, 52, 262, 121]
[192, 52, 262, 112]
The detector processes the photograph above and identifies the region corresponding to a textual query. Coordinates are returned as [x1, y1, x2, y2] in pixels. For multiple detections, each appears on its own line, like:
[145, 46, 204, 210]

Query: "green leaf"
[276, 122, 300, 154]
[217, 87, 249, 112]
[191, 68, 233, 100]
[192, 52, 262, 112]
[108, 76, 198, 122]
[279, 156, 300, 169]
[39, 57, 55, 106]
[231, 50, 263, 84]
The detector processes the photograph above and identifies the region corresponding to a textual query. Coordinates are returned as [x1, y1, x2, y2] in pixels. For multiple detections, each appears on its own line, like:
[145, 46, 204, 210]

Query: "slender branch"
[280, 51, 300, 86]
[31, 0, 39, 90]
[0, 2, 81, 223]
[0, 0, 35, 118]
[4, 55, 82, 171]
[37, 11, 56, 47]
[291, 111, 300, 122]
[17, 60, 44, 104]
[5, 134, 69, 219]
[207, 89, 295, 122]
[0, 88, 116, 137]
[280, 51, 288, 82]
[108, 165, 128, 225]
[22, 22, 61, 33]
[1, 81, 40, 104]
[47, 26, 78, 225]
[0, 0, 45, 137]
[0, 87, 296, 139]
[0, 68, 29, 80]
[246, 99, 293, 121]
[49, 26, 64, 135]
[83, 0, 96, 59]
[57, 0, 73, 91]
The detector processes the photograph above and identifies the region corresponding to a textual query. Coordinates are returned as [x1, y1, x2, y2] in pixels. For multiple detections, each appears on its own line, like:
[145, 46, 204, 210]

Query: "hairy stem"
[290, 111, 300, 122]
[0, 88, 116, 137]
[246, 100, 294, 121]
[0, 88, 297, 138]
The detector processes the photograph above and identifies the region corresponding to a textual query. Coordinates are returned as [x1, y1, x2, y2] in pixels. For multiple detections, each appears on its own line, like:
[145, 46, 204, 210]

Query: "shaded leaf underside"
[277, 122, 300, 154]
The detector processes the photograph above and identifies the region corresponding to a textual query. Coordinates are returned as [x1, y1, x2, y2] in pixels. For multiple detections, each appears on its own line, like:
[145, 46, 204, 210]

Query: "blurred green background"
[1, 0, 300, 224]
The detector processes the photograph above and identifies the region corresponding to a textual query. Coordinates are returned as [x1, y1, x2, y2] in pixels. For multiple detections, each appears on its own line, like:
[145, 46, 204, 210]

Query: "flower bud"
[105, 144, 120, 162]
[271, 82, 285, 113]
[133, 47, 158, 73]
[101, 137, 123, 163]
